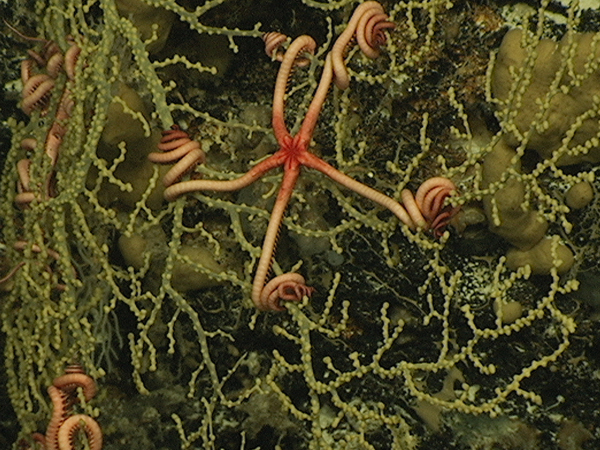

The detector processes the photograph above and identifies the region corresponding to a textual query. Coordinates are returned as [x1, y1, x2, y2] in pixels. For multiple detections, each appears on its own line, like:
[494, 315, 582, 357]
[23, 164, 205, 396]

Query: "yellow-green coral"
[1, 1, 599, 449]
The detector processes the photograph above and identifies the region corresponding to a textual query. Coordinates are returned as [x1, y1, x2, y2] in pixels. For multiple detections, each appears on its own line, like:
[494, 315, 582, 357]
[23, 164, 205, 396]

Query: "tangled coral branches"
[148, 125, 206, 188]
[14, 240, 66, 289]
[25, 365, 103, 450]
[1, 37, 81, 291]
[16, 37, 80, 207]
[0, 240, 63, 290]
[0, 229, 75, 293]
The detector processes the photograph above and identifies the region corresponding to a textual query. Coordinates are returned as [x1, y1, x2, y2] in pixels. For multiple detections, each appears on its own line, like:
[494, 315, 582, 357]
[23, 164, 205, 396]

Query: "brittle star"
[157, 2, 456, 311]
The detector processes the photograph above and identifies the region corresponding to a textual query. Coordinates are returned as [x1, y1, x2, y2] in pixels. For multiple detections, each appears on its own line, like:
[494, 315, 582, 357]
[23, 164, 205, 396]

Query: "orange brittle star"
[153, 2, 457, 311]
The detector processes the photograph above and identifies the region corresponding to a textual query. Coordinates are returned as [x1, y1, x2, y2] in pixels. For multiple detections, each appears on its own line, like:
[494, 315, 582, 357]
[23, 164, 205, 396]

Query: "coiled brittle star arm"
[330, 1, 395, 89]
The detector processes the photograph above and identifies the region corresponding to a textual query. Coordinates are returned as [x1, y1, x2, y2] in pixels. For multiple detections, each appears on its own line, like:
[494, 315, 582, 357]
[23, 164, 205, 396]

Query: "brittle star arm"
[251, 162, 302, 310]
[299, 151, 423, 229]
[297, 53, 334, 148]
[272, 35, 317, 144]
[163, 151, 286, 201]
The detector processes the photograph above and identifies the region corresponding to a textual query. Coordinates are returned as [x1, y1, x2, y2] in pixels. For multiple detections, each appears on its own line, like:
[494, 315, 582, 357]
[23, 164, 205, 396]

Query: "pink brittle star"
[159, 2, 456, 311]
[22, 365, 102, 450]
[164, 36, 335, 311]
